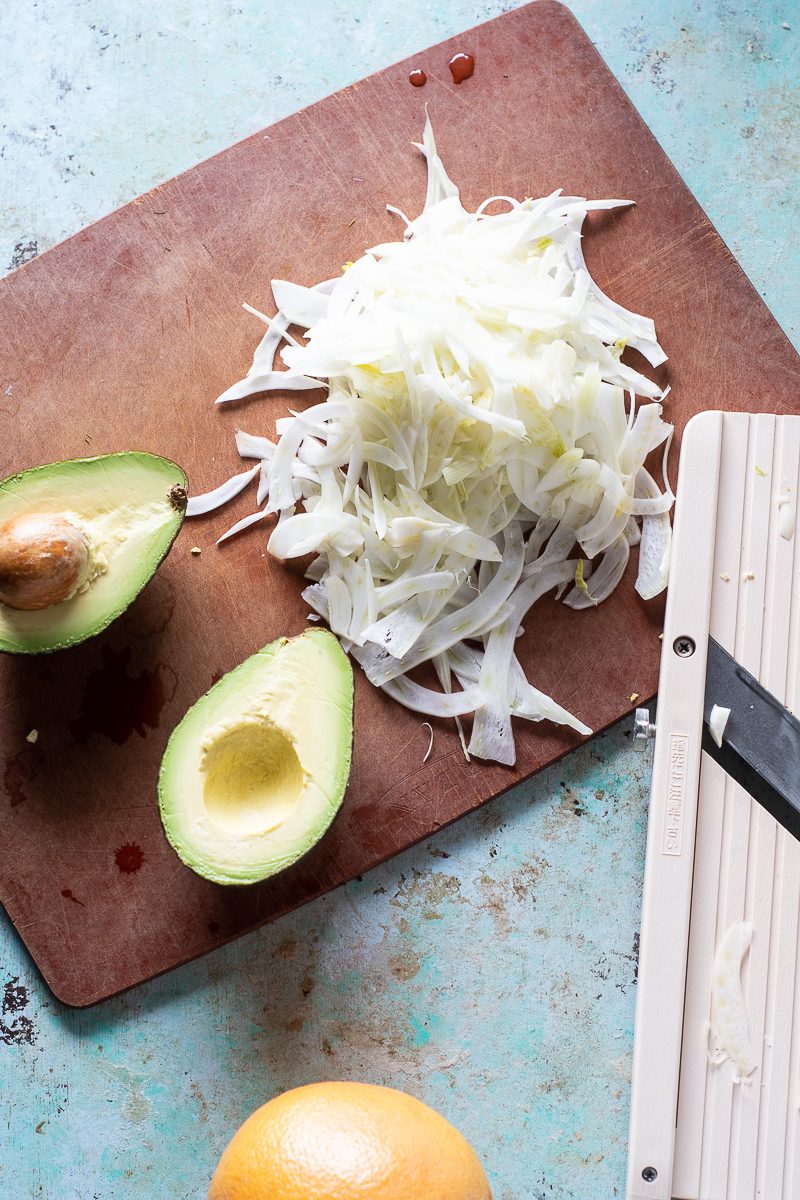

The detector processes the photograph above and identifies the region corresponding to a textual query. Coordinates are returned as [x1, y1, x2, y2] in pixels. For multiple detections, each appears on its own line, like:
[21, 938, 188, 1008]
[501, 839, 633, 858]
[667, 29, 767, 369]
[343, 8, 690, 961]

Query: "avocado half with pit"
[158, 629, 354, 886]
[0, 452, 187, 653]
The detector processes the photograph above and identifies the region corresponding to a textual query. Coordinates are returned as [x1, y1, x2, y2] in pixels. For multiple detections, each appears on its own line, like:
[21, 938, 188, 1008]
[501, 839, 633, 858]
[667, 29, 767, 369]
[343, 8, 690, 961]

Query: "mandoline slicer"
[627, 411, 800, 1199]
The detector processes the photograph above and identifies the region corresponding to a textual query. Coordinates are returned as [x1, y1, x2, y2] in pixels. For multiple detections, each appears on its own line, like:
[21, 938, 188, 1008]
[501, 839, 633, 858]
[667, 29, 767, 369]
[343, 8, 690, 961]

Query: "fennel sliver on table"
[0, 1, 798, 1007]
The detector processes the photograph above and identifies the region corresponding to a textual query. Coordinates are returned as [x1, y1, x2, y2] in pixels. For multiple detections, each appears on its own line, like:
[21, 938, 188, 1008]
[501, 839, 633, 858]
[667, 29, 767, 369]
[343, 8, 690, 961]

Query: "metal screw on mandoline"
[673, 635, 696, 658]
[633, 708, 657, 750]
[642, 1166, 658, 1183]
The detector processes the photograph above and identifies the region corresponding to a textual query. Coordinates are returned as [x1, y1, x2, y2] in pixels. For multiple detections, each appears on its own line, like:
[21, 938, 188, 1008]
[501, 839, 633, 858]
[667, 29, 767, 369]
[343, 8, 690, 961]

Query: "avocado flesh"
[0, 452, 187, 653]
[158, 629, 354, 886]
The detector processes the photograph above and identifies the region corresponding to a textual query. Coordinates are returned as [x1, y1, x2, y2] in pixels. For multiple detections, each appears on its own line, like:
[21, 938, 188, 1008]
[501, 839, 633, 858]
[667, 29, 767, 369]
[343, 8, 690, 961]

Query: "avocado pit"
[0, 452, 188, 654]
[0, 512, 91, 610]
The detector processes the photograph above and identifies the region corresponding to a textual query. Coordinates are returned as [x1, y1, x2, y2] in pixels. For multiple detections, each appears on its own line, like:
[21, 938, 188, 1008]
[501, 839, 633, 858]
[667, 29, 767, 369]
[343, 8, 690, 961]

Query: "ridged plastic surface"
[629, 412, 800, 1199]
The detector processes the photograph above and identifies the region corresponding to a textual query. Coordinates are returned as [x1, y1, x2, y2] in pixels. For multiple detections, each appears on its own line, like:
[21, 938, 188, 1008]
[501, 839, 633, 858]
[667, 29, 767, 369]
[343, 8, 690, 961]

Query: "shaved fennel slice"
[501, 654, 591, 734]
[271, 279, 331, 327]
[302, 581, 330, 622]
[447, 641, 589, 737]
[186, 463, 260, 516]
[413, 114, 460, 212]
[709, 704, 731, 748]
[447, 638, 591, 748]
[467, 618, 518, 765]
[217, 509, 272, 544]
[433, 651, 472, 761]
[377, 674, 483, 717]
[350, 646, 482, 718]
[248, 308, 291, 375]
[565, 234, 667, 368]
[634, 468, 672, 599]
[421, 722, 434, 762]
[201, 116, 673, 763]
[708, 921, 758, 1083]
[216, 371, 323, 404]
[361, 600, 439, 660]
[469, 560, 579, 764]
[375, 570, 457, 608]
[269, 512, 364, 559]
[236, 430, 276, 460]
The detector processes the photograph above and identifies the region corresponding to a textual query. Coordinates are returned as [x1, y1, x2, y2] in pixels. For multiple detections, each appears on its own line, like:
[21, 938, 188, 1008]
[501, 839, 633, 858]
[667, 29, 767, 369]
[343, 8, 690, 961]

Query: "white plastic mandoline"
[628, 411, 800, 1199]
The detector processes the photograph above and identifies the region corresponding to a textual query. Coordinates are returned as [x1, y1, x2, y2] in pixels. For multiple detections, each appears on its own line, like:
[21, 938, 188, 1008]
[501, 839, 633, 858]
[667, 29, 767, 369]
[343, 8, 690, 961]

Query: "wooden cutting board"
[1, 1, 798, 1007]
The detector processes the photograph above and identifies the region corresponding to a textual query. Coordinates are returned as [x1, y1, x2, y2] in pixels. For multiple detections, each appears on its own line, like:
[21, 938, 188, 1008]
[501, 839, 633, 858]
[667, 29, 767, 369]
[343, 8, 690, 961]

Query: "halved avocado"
[0, 452, 187, 654]
[158, 629, 354, 886]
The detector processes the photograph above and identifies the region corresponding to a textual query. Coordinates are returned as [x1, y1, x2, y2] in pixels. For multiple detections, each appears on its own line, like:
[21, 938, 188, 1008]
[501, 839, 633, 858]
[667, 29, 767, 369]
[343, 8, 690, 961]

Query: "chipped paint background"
[0, 2, 797, 1197]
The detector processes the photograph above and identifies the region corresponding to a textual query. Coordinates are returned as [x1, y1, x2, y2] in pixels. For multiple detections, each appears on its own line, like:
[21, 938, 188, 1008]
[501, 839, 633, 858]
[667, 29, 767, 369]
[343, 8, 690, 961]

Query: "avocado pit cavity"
[157, 629, 354, 885]
[201, 717, 305, 836]
[0, 512, 93, 610]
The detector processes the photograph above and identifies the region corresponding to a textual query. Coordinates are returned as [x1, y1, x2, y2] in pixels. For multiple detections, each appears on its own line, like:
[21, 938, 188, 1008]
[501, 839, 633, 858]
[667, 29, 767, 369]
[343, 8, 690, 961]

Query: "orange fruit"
[208, 1080, 492, 1200]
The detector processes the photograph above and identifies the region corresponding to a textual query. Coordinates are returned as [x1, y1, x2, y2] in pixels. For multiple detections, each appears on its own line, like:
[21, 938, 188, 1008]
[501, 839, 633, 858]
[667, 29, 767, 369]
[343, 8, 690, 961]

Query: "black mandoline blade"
[703, 637, 800, 841]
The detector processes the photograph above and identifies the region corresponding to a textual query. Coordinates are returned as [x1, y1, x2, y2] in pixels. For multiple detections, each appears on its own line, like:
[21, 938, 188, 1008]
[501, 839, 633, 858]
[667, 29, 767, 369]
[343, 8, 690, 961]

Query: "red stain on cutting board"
[115, 844, 145, 874]
[70, 647, 176, 744]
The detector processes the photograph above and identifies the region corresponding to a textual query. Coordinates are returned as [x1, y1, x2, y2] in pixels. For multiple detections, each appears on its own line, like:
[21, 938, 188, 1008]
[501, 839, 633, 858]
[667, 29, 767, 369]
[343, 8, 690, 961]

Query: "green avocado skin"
[0, 451, 187, 654]
[157, 628, 355, 887]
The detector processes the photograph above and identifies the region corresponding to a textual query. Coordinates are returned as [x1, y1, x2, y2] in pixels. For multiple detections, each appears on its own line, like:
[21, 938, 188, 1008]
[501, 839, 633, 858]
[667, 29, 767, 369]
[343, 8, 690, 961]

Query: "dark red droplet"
[207, 920, 220, 936]
[409, 69, 427, 88]
[61, 888, 86, 907]
[448, 52, 475, 84]
[115, 843, 145, 874]
[210, 671, 223, 686]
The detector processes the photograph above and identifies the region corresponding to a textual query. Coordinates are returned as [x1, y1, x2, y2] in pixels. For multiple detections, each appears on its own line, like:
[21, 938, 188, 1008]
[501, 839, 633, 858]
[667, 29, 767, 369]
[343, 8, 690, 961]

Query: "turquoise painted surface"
[1, 3, 797, 1198]
[2, 730, 648, 1199]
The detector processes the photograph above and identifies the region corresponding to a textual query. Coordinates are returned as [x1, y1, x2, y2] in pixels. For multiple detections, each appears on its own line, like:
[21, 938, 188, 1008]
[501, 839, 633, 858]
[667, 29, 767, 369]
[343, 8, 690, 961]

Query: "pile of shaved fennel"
[189, 119, 673, 766]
